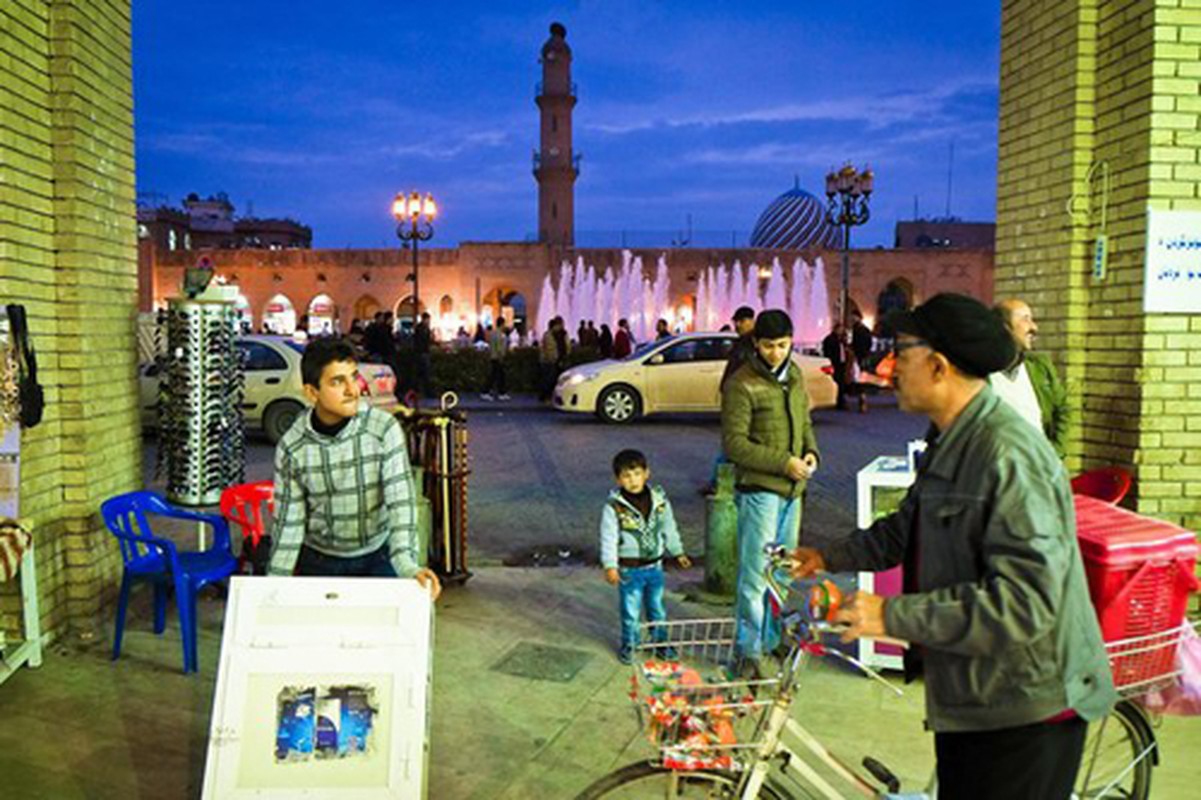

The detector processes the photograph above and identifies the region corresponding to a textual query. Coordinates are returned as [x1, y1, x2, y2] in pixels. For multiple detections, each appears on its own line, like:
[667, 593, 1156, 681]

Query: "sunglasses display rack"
[161, 298, 246, 506]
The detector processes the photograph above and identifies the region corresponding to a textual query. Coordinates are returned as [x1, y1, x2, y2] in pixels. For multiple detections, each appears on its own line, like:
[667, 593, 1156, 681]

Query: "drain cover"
[491, 641, 593, 682]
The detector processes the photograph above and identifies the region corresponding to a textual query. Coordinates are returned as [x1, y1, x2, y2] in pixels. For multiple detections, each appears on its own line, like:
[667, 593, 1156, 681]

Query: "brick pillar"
[998, 0, 1201, 529]
[0, 0, 139, 640]
[49, 0, 141, 630]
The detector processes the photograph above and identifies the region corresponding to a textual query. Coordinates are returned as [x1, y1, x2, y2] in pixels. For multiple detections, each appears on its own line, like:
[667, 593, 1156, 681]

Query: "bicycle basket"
[629, 618, 778, 771]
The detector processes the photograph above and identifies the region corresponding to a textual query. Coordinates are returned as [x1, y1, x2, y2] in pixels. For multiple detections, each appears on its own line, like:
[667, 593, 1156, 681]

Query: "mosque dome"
[749, 184, 842, 249]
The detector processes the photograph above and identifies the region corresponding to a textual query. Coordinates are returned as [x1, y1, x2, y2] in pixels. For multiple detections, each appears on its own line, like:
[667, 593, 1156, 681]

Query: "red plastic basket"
[1075, 496, 1199, 687]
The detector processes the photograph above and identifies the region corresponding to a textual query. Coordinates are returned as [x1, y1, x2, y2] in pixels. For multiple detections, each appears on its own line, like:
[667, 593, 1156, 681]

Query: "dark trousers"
[935, 717, 1087, 800]
[415, 353, 432, 398]
[485, 359, 507, 395]
[294, 544, 398, 577]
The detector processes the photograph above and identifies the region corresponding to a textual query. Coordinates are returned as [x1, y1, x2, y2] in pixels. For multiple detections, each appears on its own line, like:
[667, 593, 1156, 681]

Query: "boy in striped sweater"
[267, 336, 440, 599]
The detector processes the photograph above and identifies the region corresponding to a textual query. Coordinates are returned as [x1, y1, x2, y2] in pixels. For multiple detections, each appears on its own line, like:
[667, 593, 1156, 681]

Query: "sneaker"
[658, 645, 679, 660]
[618, 646, 635, 665]
[481, 393, 495, 401]
[498, 393, 511, 401]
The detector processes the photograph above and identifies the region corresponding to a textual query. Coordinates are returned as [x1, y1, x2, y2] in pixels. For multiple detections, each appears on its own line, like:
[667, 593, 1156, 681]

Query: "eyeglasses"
[894, 339, 931, 355]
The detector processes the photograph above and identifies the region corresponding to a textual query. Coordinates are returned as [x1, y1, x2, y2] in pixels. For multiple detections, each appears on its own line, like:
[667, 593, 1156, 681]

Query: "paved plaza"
[1, 396, 1199, 798]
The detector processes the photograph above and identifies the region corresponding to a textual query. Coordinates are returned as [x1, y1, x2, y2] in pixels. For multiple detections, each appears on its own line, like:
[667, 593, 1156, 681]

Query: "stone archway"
[353, 294, 382, 322]
[307, 293, 339, 335]
[876, 278, 914, 337]
[482, 286, 528, 328]
[262, 293, 297, 334]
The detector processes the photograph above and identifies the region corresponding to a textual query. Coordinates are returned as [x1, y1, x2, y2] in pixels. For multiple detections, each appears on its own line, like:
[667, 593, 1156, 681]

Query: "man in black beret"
[722, 309, 819, 673]
[791, 293, 1114, 799]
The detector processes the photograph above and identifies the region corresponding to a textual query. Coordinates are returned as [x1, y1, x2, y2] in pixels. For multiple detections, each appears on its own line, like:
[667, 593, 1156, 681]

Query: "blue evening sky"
[133, 2, 1000, 249]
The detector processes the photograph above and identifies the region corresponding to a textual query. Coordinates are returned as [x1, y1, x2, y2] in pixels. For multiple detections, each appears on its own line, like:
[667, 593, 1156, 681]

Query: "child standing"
[600, 449, 692, 663]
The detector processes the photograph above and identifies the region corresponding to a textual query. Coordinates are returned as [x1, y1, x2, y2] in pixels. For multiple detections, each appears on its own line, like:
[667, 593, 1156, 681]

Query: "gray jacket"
[823, 386, 1115, 732]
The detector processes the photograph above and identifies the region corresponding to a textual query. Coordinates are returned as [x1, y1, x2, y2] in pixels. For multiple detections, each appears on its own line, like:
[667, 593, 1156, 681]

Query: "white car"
[140, 335, 400, 443]
[554, 332, 838, 423]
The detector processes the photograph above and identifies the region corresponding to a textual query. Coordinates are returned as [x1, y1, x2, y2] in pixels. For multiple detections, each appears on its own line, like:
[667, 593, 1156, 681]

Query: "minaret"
[534, 22, 578, 247]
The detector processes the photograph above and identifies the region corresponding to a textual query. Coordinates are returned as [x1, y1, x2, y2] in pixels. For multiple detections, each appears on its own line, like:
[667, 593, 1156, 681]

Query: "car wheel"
[263, 400, 305, 444]
[597, 385, 641, 424]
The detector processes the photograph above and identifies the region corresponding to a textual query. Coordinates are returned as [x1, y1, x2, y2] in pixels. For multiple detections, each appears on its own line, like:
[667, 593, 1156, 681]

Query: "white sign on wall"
[1144, 208, 1201, 313]
[202, 577, 433, 800]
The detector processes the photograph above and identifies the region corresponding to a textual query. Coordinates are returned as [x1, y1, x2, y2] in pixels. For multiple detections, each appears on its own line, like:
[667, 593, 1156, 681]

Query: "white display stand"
[0, 411, 42, 686]
[202, 577, 433, 800]
[855, 456, 915, 671]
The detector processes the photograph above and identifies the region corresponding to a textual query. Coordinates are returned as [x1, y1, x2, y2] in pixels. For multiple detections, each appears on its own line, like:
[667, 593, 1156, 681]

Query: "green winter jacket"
[720, 355, 820, 499]
[821, 386, 1116, 733]
[1024, 351, 1071, 458]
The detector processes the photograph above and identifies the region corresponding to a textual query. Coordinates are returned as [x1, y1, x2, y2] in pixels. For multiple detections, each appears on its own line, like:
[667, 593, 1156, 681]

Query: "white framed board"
[202, 577, 433, 799]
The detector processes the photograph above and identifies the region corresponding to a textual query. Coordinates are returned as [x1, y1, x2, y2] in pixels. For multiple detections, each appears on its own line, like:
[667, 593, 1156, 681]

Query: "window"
[694, 338, 735, 362]
[659, 340, 702, 364]
[552, 202, 557, 220]
[137, 223, 149, 239]
[168, 229, 177, 251]
[551, 115, 558, 132]
[237, 341, 288, 371]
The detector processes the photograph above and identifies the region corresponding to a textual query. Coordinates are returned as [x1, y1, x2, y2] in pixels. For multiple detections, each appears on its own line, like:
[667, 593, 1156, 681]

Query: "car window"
[238, 341, 288, 371]
[694, 338, 735, 361]
[628, 341, 657, 360]
[659, 340, 702, 364]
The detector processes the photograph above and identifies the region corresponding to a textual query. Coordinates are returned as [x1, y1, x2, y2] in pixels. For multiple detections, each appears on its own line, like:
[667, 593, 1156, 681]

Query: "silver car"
[140, 335, 400, 443]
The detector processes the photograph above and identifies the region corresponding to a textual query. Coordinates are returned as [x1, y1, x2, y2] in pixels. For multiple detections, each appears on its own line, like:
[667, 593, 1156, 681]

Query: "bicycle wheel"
[1075, 700, 1154, 800]
[576, 761, 786, 800]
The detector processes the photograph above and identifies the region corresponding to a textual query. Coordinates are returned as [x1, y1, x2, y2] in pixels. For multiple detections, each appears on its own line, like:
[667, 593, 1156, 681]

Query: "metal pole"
[412, 227, 420, 330]
[840, 216, 852, 330]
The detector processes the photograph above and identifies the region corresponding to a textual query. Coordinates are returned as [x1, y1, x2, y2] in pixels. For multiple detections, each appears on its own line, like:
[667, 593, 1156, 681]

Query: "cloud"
[686, 142, 883, 167]
[583, 77, 997, 135]
[378, 130, 511, 160]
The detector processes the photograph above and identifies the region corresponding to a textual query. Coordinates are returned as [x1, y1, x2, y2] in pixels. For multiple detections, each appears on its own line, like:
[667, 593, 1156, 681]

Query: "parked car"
[140, 335, 400, 443]
[553, 332, 838, 423]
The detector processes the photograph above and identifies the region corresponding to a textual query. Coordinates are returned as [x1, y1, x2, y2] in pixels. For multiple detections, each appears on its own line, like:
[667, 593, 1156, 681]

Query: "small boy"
[600, 449, 692, 663]
[267, 336, 440, 599]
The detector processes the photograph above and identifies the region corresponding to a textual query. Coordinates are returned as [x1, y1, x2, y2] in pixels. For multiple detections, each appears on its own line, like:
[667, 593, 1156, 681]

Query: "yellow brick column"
[0, 0, 140, 639]
[998, 0, 1201, 529]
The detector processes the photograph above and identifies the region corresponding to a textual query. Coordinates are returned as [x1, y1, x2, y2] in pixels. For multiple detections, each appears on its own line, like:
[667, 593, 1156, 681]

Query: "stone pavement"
[3, 566, 1200, 799]
[3, 394, 1197, 798]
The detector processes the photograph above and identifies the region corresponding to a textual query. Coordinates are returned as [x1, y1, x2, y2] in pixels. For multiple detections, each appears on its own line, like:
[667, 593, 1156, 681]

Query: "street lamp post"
[391, 191, 437, 331]
[824, 164, 873, 329]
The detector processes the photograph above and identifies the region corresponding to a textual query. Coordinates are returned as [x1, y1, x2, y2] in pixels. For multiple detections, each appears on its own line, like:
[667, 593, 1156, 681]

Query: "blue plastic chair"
[101, 491, 238, 673]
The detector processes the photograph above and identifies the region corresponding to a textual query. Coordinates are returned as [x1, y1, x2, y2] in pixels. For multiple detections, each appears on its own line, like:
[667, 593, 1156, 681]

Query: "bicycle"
[577, 546, 1199, 799]
[1073, 622, 1196, 799]
[577, 546, 925, 799]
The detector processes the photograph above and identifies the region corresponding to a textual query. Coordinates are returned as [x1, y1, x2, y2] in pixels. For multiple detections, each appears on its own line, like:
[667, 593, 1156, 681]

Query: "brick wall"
[998, 0, 1201, 528]
[0, 0, 139, 641]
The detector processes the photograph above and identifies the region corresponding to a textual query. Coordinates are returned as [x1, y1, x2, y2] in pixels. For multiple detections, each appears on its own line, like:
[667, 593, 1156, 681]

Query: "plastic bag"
[1139, 624, 1201, 716]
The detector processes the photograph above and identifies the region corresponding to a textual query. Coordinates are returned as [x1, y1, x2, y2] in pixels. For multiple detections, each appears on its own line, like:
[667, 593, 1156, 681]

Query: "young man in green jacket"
[721, 310, 819, 668]
[991, 299, 1071, 457]
[792, 294, 1114, 800]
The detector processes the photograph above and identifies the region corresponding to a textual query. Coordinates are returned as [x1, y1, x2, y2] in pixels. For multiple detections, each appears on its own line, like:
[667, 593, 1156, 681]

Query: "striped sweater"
[268, 405, 419, 577]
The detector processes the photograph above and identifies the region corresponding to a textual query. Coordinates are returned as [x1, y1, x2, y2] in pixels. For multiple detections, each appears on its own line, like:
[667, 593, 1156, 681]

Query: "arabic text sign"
[1145, 209, 1201, 313]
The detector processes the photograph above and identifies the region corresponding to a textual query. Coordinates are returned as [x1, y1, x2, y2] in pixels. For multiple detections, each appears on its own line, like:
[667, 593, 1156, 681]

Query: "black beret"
[890, 293, 1015, 378]
[754, 309, 793, 339]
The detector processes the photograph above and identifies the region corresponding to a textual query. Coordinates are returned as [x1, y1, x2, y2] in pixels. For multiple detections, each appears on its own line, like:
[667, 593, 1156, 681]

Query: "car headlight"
[567, 373, 599, 386]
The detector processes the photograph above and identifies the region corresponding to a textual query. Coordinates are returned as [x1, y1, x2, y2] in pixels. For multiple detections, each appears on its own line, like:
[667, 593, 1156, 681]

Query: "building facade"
[144, 240, 994, 339]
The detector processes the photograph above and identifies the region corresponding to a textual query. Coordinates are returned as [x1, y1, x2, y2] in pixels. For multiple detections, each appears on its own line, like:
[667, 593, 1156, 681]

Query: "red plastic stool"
[220, 480, 275, 575]
[1070, 467, 1133, 505]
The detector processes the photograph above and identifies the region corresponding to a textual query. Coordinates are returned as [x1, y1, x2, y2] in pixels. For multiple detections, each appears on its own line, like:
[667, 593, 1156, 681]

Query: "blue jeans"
[734, 491, 802, 658]
[295, 544, 398, 577]
[618, 563, 667, 649]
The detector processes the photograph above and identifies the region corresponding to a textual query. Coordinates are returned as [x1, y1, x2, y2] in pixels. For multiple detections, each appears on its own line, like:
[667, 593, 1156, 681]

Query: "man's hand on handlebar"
[789, 547, 827, 579]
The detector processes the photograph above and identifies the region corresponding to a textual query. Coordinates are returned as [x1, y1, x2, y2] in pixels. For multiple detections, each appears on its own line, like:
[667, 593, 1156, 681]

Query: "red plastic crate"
[1075, 496, 1199, 688]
